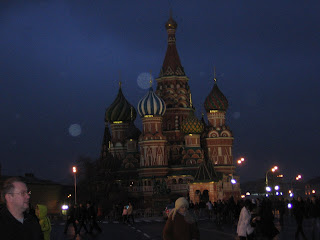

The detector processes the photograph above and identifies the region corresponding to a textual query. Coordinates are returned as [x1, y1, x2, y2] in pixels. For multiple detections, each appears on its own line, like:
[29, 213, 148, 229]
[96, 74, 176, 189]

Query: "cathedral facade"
[100, 15, 240, 207]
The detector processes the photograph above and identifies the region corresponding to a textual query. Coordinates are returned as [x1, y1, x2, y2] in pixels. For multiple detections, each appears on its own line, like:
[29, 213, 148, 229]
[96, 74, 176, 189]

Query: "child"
[36, 204, 51, 240]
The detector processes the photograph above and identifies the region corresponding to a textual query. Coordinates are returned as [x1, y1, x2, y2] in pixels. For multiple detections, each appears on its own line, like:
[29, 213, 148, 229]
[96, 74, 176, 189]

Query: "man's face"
[7, 182, 30, 213]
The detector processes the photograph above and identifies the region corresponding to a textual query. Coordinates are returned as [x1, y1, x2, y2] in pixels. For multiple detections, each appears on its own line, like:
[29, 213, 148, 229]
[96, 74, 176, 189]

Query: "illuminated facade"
[100, 15, 240, 206]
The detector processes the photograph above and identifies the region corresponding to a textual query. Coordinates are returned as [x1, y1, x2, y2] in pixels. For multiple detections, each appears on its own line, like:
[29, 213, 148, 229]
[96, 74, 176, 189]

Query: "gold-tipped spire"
[189, 93, 193, 108]
[119, 70, 122, 88]
[213, 66, 217, 82]
[130, 106, 133, 121]
[149, 70, 153, 87]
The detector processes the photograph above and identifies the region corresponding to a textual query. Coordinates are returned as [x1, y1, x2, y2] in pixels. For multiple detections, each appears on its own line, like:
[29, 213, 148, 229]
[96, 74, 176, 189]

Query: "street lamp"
[237, 157, 245, 165]
[266, 166, 278, 189]
[72, 166, 77, 204]
[291, 174, 302, 196]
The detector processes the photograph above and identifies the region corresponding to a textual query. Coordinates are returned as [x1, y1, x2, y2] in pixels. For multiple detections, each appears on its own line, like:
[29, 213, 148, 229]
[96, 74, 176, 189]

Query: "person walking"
[122, 205, 128, 223]
[76, 203, 89, 235]
[127, 202, 134, 224]
[63, 204, 77, 235]
[35, 204, 51, 240]
[86, 201, 102, 233]
[163, 197, 200, 240]
[0, 177, 44, 240]
[237, 200, 255, 240]
[293, 196, 308, 240]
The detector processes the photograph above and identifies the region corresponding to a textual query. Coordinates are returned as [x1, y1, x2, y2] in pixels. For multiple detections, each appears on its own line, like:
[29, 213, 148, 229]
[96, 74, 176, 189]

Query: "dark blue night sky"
[1, 1, 319, 184]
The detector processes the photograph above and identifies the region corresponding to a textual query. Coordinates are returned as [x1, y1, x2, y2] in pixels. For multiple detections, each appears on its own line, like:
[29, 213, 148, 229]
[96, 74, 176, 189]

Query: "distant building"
[99, 15, 240, 207]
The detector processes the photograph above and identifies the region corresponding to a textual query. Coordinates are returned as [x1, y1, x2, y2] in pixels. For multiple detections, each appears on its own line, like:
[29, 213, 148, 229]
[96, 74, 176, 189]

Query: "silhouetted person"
[63, 204, 77, 235]
[293, 196, 308, 240]
[76, 203, 88, 235]
[86, 201, 102, 233]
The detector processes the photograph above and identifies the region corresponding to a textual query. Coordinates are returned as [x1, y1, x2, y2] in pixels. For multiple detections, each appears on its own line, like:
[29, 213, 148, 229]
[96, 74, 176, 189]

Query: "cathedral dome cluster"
[137, 87, 166, 117]
[204, 82, 229, 112]
[105, 87, 137, 123]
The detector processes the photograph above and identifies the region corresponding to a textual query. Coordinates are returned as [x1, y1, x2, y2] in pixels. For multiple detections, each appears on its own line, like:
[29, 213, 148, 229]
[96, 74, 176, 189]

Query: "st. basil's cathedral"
[100, 15, 240, 207]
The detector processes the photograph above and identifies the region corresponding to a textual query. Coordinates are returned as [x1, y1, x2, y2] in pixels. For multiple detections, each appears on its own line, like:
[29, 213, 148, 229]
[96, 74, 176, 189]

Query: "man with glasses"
[0, 177, 44, 240]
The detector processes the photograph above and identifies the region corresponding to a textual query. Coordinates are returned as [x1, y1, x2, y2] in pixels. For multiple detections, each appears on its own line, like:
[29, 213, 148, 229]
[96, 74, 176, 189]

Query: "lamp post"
[72, 166, 77, 204]
[266, 166, 278, 191]
[290, 174, 302, 197]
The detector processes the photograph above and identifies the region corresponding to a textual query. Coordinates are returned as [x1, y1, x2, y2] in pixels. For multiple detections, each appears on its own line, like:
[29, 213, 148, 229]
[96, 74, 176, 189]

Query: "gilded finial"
[149, 70, 153, 87]
[119, 70, 122, 88]
[213, 66, 217, 82]
[189, 93, 193, 108]
[130, 106, 133, 121]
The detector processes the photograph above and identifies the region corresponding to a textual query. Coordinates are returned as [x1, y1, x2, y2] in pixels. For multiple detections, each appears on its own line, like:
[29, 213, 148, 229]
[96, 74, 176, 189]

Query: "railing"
[128, 184, 188, 192]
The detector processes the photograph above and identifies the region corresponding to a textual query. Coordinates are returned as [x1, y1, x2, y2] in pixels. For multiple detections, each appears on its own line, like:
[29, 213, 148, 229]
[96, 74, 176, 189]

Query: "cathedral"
[100, 15, 240, 207]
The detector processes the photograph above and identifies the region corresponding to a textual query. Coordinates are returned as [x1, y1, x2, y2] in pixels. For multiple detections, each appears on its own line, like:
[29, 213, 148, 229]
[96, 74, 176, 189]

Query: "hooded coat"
[36, 204, 51, 240]
[163, 197, 200, 240]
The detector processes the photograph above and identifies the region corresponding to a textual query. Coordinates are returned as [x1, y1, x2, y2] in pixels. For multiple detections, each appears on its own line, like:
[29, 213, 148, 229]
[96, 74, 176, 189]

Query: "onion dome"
[105, 86, 137, 123]
[165, 15, 177, 30]
[137, 87, 166, 117]
[181, 111, 204, 134]
[204, 82, 229, 112]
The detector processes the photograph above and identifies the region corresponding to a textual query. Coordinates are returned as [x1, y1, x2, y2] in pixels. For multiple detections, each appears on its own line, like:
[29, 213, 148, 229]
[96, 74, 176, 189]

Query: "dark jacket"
[0, 206, 44, 240]
[163, 211, 200, 240]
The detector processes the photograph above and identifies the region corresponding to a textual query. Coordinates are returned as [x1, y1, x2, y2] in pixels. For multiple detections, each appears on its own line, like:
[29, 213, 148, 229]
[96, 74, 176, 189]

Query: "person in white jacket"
[237, 200, 255, 240]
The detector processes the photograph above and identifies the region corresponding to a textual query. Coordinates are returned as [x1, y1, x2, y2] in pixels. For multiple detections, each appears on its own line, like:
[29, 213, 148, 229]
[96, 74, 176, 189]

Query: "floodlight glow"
[290, 193, 294, 197]
[266, 194, 269, 197]
[241, 195, 245, 198]
[276, 192, 279, 196]
[231, 179, 237, 184]
[72, 166, 77, 173]
[266, 186, 272, 192]
[275, 185, 280, 191]
[62, 205, 69, 210]
[312, 190, 316, 194]
[246, 192, 251, 196]
[288, 203, 292, 209]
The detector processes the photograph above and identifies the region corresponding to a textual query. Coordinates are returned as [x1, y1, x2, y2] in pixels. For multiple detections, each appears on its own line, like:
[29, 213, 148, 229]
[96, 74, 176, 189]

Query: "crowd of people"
[1, 177, 320, 240]
[63, 201, 102, 236]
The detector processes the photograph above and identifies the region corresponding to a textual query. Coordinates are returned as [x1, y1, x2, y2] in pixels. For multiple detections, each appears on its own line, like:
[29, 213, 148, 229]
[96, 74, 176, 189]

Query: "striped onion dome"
[105, 87, 137, 123]
[137, 87, 166, 117]
[204, 82, 228, 112]
[181, 111, 204, 134]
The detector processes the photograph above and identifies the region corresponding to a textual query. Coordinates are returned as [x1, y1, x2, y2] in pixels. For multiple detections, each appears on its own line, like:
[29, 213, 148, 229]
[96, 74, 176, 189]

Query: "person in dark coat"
[163, 197, 200, 240]
[308, 196, 320, 240]
[86, 201, 102, 233]
[76, 203, 89, 235]
[293, 196, 308, 240]
[63, 204, 77, 234]
[0, 177, 44, 240]
[256, 198, 279, 240]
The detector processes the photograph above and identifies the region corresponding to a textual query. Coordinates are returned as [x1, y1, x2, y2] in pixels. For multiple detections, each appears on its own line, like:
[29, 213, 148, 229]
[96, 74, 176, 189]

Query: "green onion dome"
[137, 87, 166, 117]
[165, 15, 177, 30]
[181, 111, 204, 134]
[105, 87, 137, 123]
[204, 82, 228, 112]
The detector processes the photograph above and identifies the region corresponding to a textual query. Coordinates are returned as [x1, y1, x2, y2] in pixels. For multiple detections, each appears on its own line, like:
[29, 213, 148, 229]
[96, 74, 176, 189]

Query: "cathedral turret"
[204, 78, 229, 127]
[203, 75, 234, 175]
[105, 82, 137, 160]
[155, 14, 193, 164]
[180, 111, 204, 165]
[137, 85, 168, 177]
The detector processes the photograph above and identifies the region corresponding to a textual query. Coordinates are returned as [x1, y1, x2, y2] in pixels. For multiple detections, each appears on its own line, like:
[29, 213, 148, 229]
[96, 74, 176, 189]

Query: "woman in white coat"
[237, 200, 255, 240]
